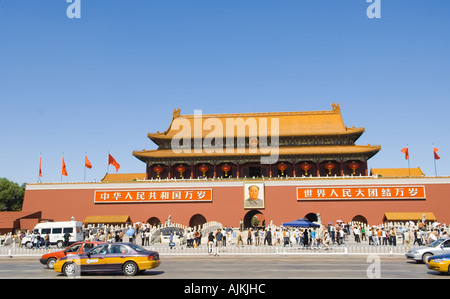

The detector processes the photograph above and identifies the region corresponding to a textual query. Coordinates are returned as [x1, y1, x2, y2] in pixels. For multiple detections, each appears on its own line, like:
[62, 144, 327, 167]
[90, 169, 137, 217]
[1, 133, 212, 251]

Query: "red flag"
[85, 155, 92, 169]
[434, 146, 440, 160]
[62, 157, 68, 176]
[401, 147, 409, 160]
[108, 154, 120, 172]
[39, 156, 42, 177]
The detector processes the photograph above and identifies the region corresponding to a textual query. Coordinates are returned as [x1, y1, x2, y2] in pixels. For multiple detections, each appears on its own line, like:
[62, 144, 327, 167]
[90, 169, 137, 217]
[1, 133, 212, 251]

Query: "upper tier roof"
[133, 144, 381, 161]
[147, 103, 365, 141]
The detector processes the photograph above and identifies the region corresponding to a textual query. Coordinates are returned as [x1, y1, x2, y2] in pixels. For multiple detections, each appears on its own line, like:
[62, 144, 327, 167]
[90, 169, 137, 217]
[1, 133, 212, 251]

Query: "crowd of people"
[2, 220, 449, 250]
[87, 221, 450, 250]
[195, 222, 450, 251]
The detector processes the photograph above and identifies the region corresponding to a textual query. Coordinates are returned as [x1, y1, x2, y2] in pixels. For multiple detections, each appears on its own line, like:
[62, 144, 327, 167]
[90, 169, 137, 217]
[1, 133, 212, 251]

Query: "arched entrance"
[352, 215, 368, 225]
[243, 210, 265, 228]
[304, 213, 318, 223]
[189, 214, 207, 228]
[147, 217, 161, 226]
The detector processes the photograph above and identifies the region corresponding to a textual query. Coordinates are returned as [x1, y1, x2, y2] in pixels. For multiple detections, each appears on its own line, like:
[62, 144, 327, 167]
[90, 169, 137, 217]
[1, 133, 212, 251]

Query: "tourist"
[264, 228, 272, 246]
[144, 229, 150, 246]
[259, 229, 265, 246]
[35, 232, 41, 249]
[294, 229, 299, 245]
[390, 229, 397, 246]
[382, 229, 388, 245]
[208, 232, 215, 254]
[215, 229, 223, 254]
[354, 226, 361, 243]
[63, 231, 71, 247]
[413, 230, 421, 246]
[310, 229, 317, 247]
[44, 233, 50, 249]
[237, 228, 244, 247]
[274, 229, 281, 246]
[322, 230, 331, 247]
[283, 229, 290, 247]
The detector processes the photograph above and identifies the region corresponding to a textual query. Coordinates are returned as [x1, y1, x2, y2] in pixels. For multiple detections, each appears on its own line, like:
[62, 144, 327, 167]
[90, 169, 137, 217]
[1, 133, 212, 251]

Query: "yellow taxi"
[54, 242, 161, 276]
[426, 253, 450, 274]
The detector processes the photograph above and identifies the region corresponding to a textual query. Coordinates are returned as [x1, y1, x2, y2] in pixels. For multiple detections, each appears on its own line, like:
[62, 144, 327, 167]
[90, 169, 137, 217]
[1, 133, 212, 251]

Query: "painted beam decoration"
[95, 189, 212, 203]
[297, 185, 426, 201]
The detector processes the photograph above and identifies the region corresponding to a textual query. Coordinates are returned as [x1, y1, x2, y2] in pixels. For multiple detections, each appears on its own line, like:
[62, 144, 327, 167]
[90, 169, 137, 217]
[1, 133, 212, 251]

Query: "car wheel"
[63, 262, 77, 277]
[56, 241, 64, 249]
[123, 261, 139, 276]
[422, 253, 432, 264]
[46, 258, 57, 269]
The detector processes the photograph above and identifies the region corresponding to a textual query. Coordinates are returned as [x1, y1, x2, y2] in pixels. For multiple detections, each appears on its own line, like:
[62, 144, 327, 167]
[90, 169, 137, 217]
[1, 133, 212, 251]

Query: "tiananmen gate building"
[7, 104, 450, 232]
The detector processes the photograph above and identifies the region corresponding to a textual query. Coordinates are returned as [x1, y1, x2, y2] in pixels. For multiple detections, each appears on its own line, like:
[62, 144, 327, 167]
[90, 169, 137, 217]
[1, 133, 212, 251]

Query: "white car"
[405, 238, 450, 263]
[22, 221, 84, 248]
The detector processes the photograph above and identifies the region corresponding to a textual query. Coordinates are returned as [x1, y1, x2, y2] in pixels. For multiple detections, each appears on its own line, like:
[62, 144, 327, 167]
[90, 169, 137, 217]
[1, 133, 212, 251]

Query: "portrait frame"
[243, 182, 265, 209]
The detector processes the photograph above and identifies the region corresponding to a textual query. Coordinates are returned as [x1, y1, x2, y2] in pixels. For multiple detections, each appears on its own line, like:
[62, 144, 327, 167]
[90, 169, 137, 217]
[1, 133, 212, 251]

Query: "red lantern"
[277, 162, 287, 176]
[221, 164, 231, 176]
[300, 162, 311, 175]
[324, 162, 335, 175]
[153, 165, 164, 178]
[348, 161, 359, 175]
[199, 164, 209, 177]
[176, 165, 186, 178]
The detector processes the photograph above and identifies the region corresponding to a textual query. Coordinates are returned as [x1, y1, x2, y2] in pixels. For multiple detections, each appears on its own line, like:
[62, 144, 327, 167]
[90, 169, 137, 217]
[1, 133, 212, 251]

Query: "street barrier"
[0, 243, 411, 257]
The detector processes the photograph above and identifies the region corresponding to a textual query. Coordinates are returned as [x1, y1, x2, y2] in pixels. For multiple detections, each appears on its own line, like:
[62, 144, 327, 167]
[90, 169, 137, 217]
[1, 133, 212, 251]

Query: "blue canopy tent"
[282, 218, 320, 228]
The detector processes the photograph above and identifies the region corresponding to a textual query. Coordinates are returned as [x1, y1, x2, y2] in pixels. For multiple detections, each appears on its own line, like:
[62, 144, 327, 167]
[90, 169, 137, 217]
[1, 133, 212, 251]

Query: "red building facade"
[22, 177, 449, 228]
[17, 105, 449, 230]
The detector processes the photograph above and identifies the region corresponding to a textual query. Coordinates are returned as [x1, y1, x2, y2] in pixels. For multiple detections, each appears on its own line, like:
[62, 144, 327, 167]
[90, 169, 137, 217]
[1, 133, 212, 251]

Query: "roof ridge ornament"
[332, 103, 340, 112]
[173, 108, 181, 118]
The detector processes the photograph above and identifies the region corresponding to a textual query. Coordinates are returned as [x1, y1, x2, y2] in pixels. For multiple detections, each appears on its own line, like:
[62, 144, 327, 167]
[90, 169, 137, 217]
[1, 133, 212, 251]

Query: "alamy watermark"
[170, 109, 280, 164]
[366, 254, 381, 278]
[367, 0, 381, 19]
[66, 1, 380, 20]
[66, 0, 81, 19]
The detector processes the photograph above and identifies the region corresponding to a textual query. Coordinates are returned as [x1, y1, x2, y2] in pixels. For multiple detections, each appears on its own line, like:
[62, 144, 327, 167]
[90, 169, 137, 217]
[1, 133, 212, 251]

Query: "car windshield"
[88, 244, 109, 255]
[127, 243, 147, 252]
[427, 239, 446, 247]
[65, 243, 82, 253]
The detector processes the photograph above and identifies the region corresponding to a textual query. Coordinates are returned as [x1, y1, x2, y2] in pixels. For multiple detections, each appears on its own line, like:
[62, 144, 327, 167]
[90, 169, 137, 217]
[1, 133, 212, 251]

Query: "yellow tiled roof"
[371, 167, 425, 177]
[83, 215, 131, 224]
[384, 212, 437, 221]
[101, 173, 146, 182]
[148, 104, 365, 140]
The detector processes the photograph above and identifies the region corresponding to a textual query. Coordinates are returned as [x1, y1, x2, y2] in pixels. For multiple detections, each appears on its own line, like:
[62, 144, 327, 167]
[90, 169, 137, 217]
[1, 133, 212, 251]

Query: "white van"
[22, 221, 84, 248]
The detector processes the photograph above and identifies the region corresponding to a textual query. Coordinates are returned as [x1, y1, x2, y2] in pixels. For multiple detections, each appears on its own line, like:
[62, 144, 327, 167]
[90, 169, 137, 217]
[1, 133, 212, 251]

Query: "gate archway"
[243, 210, 265, 228]
[147, 217, 161, 226]
[304, 213, 318, 223]
[189, 214, 207, 228]
[352, 215, 368, 225]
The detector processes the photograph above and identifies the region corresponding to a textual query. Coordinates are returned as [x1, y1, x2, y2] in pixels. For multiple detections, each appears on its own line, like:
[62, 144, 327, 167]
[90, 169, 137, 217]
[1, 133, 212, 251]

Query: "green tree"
[0, 178, 25, 211]
[251, 215, 260, 227]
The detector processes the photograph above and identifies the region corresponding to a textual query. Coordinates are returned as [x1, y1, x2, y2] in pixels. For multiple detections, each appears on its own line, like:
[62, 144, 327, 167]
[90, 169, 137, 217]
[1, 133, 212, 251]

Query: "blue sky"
[0, 0, 449, 185]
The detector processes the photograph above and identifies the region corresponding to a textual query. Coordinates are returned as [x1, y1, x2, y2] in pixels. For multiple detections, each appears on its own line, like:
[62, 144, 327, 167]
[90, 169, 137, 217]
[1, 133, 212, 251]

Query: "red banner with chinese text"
[94, 189, 212, 203]
[297, 185, 425, 201]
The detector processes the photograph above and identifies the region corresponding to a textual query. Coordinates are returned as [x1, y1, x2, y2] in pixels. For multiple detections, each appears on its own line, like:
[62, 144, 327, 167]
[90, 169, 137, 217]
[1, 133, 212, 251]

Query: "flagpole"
[61, 152, 64, 183]
[84, 152, 87, 182]
[406, 144, 410, 177]
[433, 143, 438, 177]
[107, 151, 110, 182]
[38, 152, 42, 183]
